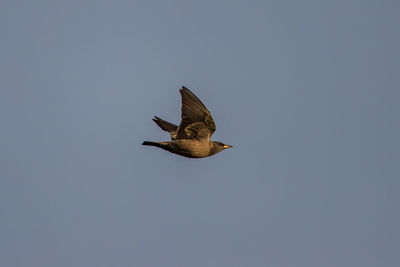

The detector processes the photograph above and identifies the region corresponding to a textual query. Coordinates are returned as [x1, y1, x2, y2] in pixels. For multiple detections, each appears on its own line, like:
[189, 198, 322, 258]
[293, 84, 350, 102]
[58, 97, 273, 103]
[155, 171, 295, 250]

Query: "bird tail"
[142, 141, 167, 148]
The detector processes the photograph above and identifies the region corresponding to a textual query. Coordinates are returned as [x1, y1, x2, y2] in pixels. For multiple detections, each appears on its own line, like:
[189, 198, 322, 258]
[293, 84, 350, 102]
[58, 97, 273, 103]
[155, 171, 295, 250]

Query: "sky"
[1, 0, 399, 266]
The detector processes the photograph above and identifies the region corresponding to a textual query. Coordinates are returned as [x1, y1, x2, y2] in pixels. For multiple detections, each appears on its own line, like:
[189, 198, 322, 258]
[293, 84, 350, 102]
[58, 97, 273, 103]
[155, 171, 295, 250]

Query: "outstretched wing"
[176, 86, 216, 140]
[152, 116, 178, 140]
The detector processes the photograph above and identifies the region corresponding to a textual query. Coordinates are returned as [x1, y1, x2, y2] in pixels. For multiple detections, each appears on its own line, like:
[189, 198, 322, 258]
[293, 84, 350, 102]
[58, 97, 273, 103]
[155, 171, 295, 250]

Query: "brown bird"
[142, 86, 232, 158]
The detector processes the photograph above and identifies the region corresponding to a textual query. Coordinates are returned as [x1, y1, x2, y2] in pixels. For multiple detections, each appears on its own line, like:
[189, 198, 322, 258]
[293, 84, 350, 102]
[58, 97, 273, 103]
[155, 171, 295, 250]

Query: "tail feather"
[142, 141, 172, 153]
[142, 141, 162, 147]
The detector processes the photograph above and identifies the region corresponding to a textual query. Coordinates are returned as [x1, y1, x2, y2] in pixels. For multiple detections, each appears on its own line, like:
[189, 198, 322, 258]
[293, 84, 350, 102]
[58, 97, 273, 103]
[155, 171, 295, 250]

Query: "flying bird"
[142, 86, 232, 158]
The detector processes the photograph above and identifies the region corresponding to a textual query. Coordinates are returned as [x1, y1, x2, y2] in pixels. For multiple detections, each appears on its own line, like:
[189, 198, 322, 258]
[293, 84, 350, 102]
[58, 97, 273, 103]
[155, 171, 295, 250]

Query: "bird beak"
[223, 145, 232, 149]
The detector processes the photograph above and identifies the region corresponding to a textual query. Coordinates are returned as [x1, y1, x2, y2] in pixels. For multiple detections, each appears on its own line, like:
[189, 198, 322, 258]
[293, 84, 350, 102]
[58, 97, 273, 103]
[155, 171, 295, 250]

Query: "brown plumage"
[142, 86, 232, 158]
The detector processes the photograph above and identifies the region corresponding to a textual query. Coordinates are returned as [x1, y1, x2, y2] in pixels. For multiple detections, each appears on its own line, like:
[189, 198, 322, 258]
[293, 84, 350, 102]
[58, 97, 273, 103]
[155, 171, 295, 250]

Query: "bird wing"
[152, 116, 178, 140]
[176, 86, 216, 140]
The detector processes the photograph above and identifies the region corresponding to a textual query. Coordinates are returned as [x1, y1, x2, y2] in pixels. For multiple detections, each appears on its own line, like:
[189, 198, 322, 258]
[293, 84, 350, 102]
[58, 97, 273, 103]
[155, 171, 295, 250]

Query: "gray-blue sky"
[1, 0, 399, 266]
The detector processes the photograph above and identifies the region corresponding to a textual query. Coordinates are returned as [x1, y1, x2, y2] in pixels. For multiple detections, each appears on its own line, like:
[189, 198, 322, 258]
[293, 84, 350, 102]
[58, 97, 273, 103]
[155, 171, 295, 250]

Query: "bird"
[142, 86, 232, 158]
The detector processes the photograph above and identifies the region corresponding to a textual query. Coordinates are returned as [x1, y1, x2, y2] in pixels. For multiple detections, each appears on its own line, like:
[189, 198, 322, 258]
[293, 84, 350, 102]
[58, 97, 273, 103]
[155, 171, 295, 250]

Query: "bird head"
[212, 141, 232, 154]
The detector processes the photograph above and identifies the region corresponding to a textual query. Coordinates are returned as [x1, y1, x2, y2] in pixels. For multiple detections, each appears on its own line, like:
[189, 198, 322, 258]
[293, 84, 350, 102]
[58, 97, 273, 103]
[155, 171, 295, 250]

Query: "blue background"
[1, 1, 399, 266]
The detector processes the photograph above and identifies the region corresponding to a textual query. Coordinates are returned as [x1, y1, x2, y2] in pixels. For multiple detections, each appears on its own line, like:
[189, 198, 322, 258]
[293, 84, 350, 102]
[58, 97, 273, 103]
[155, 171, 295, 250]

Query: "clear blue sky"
[1, 1, 399, 266]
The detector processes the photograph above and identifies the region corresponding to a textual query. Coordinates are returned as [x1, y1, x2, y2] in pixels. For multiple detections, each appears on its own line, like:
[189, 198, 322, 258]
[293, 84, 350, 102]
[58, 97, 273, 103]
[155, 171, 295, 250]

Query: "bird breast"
[170, 139, 213, 158]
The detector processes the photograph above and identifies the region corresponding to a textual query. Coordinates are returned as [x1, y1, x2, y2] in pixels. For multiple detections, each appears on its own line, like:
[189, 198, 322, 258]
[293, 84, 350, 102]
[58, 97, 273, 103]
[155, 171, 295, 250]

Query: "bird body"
[142, 86, 231, 158]
[143, 140, 221, 158]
